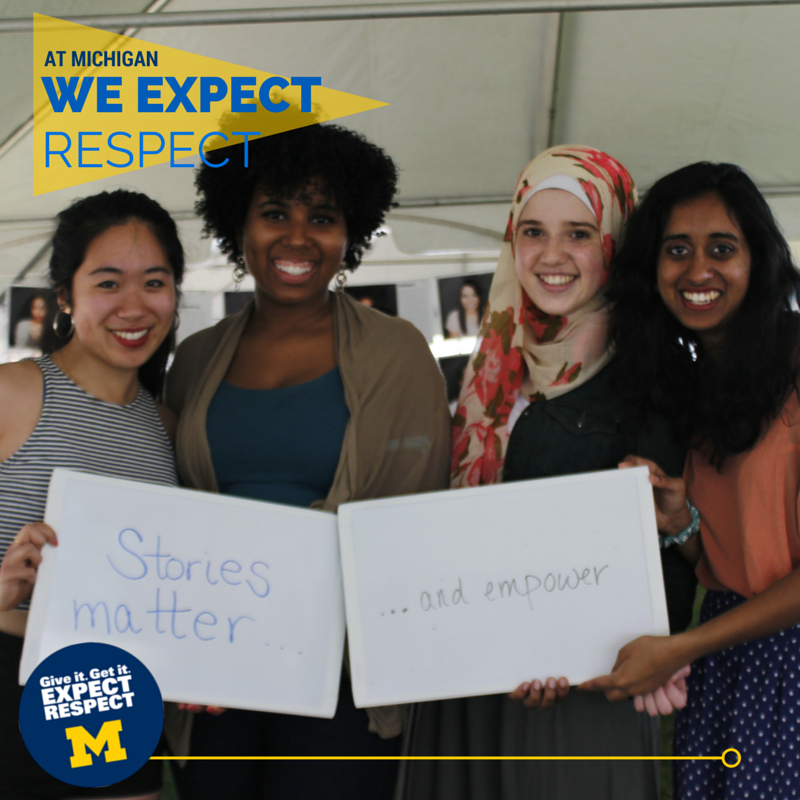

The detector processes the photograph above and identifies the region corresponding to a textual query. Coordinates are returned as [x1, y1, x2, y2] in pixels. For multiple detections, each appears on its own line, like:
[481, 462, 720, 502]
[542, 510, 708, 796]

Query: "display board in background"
[396, 280, 439, 343]
[338, 467, 668, 708]
[438, 273, 493, 339]
[344, 284, 398, 316]
[21, 470, 345, 718]
[438, 354, 470, 409]
[176, 291, 215, 345]
[224, 291, 255, 317]
[8, 285, 50, 352]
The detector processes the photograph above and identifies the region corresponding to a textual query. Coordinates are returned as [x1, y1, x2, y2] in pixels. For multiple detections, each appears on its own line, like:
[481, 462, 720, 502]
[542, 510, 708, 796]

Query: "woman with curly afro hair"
[164, 123, 451, 800]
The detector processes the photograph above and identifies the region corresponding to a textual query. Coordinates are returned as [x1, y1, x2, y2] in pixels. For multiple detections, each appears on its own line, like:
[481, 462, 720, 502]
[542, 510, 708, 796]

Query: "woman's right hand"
[619, 455, 691, 537]
[0, 522, 58, 611]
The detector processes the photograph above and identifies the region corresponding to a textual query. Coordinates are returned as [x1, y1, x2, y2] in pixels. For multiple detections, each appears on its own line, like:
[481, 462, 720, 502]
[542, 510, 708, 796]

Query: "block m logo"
[65, 720, 127, 768]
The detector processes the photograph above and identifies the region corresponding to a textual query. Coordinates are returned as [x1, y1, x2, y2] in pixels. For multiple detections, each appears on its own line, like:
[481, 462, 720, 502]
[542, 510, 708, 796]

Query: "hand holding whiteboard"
[337, 466, 668, 707]
[21, 469, 345, 718]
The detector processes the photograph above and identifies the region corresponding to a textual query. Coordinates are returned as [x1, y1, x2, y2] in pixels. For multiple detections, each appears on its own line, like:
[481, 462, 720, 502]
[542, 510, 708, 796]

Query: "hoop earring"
[335, 266, 348, 293]
[233, 259, 247, 292]
[53, 309, 74, 340]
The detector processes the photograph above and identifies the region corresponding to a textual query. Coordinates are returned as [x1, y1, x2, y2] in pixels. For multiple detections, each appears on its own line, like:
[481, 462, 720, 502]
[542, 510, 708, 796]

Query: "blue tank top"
[206, 368, 350, 508]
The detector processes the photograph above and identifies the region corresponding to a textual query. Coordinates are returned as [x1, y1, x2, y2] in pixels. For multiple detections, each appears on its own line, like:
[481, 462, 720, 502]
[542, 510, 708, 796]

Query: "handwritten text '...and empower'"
[415, 565, 610, 614]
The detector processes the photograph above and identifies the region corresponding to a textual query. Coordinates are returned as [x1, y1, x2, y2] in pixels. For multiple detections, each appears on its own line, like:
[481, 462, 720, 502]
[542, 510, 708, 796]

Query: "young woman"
[0, 189, 184, 800]
[13, 293, 48, 349]
[582, 161, 800, 797]
[403, 146, 696, 800]
[164, 122, 451, 800]
[445, 279, 485, 338]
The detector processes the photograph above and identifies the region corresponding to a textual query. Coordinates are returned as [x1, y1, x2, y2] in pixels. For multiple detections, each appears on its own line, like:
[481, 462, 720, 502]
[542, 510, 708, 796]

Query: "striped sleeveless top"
[0, 356, 178, 610]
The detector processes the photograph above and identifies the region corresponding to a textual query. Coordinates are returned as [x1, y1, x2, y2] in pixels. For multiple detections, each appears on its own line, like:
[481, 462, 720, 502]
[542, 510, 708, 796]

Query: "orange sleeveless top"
[687, 392, 800, 598]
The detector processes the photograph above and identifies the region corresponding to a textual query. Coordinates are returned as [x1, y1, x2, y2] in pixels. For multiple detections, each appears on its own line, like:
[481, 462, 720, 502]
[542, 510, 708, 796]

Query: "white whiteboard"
[21, 469, 345, 718]
[338, 467, 668, 708]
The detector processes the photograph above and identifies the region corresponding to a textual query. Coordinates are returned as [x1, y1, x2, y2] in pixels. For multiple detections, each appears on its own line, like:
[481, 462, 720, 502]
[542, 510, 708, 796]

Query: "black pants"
[0, 630, 162, 800]
[173, 676, 401, 800]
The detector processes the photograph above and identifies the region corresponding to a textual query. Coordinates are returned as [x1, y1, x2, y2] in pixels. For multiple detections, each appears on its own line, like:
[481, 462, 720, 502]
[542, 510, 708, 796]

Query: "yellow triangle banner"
[32, 14, 388, 195]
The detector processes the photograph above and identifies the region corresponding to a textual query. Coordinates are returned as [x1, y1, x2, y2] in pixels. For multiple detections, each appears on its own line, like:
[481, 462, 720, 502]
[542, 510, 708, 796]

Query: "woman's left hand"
[508, 677, 569, 710]
[619, 456, 690, 537]
[633, 665, 691, 716]
[578, 634, 692, 700]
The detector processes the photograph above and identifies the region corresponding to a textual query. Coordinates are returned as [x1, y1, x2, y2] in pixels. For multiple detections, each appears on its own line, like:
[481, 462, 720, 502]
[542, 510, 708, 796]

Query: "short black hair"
[610, 162, 800, 463]
[44, 189, 184, 398]
[195, 123, 398, 270]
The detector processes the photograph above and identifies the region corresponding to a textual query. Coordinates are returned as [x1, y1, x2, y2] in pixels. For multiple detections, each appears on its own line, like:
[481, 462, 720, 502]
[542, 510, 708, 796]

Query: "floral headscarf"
[451, 145, 637, 487]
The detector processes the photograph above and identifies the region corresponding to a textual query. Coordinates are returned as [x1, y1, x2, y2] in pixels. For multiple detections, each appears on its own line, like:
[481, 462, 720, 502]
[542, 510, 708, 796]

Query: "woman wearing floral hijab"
[403, 146, 697, 800]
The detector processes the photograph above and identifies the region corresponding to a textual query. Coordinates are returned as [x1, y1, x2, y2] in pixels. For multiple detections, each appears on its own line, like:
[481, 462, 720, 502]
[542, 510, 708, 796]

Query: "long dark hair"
[457, 279, 486, 336]
[42, 189, 184, 398]
[610, 161, 800, 463]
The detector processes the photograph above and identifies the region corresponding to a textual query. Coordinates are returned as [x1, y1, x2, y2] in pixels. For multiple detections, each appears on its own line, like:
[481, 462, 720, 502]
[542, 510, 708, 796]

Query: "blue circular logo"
[19, 642, 163, 788]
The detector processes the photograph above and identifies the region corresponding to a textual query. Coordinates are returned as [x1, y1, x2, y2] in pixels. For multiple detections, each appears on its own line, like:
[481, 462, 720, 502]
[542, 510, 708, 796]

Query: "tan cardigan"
[163, 292, 451, 746]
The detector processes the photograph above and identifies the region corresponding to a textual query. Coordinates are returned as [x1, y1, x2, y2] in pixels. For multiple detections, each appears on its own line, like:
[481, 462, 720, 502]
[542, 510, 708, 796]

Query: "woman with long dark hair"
[0, 189, 184, 799]
[13, 293, 48, 349]
[583, 162, 800, 796]
[445, 279, 485, 338]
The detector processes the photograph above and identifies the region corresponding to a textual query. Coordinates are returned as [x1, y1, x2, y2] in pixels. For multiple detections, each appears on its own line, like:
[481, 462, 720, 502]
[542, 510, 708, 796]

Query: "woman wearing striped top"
[0, 189, 183, 800]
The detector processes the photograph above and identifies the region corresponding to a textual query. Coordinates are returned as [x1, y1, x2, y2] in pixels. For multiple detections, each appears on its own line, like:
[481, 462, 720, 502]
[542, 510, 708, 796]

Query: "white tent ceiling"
[2, 0, 800, 295]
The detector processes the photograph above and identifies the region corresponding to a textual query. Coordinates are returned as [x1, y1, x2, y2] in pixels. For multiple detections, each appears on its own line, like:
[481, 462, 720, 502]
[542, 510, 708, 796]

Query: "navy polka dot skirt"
[674, 590, 800, 799]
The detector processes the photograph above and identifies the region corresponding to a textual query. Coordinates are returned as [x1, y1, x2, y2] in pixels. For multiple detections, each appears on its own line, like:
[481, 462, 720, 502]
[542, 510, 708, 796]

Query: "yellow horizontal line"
[151, 755, 723, 762]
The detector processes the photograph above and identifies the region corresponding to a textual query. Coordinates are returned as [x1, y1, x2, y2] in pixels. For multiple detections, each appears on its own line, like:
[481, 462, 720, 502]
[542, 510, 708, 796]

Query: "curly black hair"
[610, 162, 800, 464]
[195, 122, 398, 270]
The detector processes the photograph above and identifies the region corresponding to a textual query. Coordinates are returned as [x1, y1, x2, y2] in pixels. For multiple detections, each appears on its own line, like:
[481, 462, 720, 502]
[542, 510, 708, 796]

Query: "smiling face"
[514, 189, 605, 317]
[65, 220, 176, 370]
[657, 191, 751, 352]
[240, 181, 349, 310]
[460, 284, 480, 313]
[30, 296, 47, 322]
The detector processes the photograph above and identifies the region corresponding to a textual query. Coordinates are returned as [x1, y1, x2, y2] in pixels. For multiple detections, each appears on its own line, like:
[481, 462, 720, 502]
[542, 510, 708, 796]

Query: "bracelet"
[659, 500, 700, 548]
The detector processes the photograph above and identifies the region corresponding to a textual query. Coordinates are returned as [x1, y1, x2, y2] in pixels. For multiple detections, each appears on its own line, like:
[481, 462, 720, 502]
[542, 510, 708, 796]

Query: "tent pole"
[530, 12, 563, 156]
[4, 0, 800, 32]
[545, 13, 565, 149]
